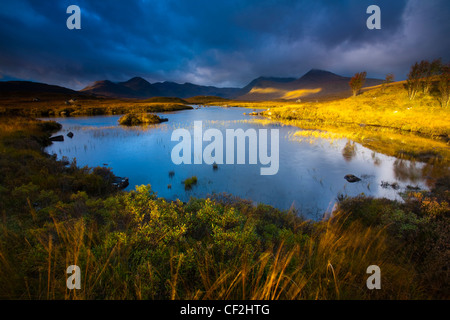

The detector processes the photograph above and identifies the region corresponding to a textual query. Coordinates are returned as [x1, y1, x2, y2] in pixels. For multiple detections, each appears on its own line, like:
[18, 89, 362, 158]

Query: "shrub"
[349, 71, 367, 96]
[118, 113, 164, 126]
[437, 63, 450, 108]
[183, 176, 197, 190]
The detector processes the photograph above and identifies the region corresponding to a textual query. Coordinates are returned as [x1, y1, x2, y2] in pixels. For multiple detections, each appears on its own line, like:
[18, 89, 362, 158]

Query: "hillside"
[2, 69, 383, 102]
[0, 81, 81, 98]
[78, 69, 383, 101]
[236, 69, 383, 100]
[80, 80, 141, 98]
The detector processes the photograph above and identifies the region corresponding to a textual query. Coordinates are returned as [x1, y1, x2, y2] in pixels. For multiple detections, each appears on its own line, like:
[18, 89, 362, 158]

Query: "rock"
[67, 132, 74, 138]
[50, 135, 64, 142]
[344, 174, 361, 183]
[112, 177, 129, 189]
[381, 181, 400, 190]
[406, 185, 420, 191]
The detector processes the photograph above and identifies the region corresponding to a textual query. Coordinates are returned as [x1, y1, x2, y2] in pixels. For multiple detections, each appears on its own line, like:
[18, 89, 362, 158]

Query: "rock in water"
[112, 177, 129, 189]
[67, 132, 74, 138]
[50, 135, 64, 142]
[344, 174, 361, 183]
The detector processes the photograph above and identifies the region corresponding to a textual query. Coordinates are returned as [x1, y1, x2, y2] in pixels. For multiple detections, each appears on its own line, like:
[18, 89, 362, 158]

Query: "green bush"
[118, 113, 164, 126]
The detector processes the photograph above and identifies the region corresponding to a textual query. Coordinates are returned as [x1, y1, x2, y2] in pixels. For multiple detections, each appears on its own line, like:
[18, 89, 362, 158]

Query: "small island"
[118, 112, 168, 126]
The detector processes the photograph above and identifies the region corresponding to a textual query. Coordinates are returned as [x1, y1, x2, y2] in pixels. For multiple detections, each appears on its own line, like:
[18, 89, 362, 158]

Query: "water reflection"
[393, 159, 423, 183]
[42, 106, 440, 219]
[371, 152, 382, 166]
[342, 140, 357, 162]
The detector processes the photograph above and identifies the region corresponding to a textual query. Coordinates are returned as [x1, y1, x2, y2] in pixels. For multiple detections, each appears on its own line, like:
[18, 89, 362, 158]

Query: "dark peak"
[128, 76, 147, 82]
[254, 76, 296, 83]
[121, 76, 150, 85]
[242, 76, 297, 90]
[299, 69, 343, 81]
[81, 80, 116, 90]
[94, 80, 114, 84]
[303, 69, 335, 76]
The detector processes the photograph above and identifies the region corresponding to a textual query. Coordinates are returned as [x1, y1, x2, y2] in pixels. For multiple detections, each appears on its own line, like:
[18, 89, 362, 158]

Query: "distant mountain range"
[0, 69, 384, 101]
[80, 77, 241, 99]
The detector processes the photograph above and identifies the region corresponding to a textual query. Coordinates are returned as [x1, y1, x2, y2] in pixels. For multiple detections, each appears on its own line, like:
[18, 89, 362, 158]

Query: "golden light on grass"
[247, 87, 322, 99]
[282, 88, 322, 99]
[248, 87, 282, 94]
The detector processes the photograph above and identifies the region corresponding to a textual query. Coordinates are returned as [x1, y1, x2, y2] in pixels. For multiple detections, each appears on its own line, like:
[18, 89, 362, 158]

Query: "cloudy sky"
[0, 0, 449, 89]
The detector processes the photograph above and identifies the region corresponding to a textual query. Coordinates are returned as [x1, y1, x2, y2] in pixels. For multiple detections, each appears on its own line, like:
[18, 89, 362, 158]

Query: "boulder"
[112, 177, 129, 189]
[344, 174, 361, 183]
[67, 132, 74, 138]
[50, 135, 64, 142]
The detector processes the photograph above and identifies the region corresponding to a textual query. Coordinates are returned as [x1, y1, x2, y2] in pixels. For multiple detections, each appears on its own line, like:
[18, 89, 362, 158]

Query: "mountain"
[81, 78, 240, 99]
[0, 81, 79, 97]
[79, 80, 137, 98]
[237, 69, 384, 100]
[118, 77, 161, 98]
[235, 76, 297, 97]
[2, 69, 384, 101]
[80, 80, 135, 98]
[152, 81, 240, 99]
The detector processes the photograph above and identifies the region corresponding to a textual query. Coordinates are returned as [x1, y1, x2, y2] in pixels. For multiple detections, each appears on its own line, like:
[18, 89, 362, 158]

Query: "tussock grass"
[0, 94, 192, 117]
[235, 82, 450, 164]
[0, 115, 448, 300]
[183, 176, 198, 190]
[118, 113, 164, 126]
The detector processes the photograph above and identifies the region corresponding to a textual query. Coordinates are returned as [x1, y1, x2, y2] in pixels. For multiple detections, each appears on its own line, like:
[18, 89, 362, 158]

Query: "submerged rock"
[344, 174, 361, 183]
[381, 181, 400, 190]
[50, 135, 64, 142]
[112, 177, 129, 189]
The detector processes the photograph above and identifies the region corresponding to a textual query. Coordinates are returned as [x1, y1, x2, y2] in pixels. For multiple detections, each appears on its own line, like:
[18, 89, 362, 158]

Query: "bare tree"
[422, 58, 442, 94]
[349, 71, 367, 97]
[437, 63, 450, 108]
[405, 62, 422, 100]
[381, 73, 394, 93]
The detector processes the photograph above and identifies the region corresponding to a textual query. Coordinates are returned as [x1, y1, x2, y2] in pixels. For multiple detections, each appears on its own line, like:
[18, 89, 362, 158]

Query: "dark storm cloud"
[0, 0, 449, 89]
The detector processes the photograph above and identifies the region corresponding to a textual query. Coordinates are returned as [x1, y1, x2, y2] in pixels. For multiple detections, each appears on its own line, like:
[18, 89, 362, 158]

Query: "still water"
[43, 106, 430, 219]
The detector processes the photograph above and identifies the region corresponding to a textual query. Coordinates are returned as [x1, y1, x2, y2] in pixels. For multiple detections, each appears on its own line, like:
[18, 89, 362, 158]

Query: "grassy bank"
[0, 116, 448, 299]
[0, 95, 192, 117]
[260, 83, 449, 139]
[220, 82, 450, 165]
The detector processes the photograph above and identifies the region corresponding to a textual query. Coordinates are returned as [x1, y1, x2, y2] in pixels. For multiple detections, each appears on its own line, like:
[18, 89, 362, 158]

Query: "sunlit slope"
[262, 80, 450, 139]
[238, 69, 383, 101]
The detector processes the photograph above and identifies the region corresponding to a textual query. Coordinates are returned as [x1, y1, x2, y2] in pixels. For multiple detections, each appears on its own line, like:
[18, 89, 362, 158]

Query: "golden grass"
[0, 94, 192, 117]
[228, 82, 449, 136]
[230, 82, 450, 163]
[282, 88, 322, 100]
[169, 214, 419, 300]
[0, 209, 419, 300]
